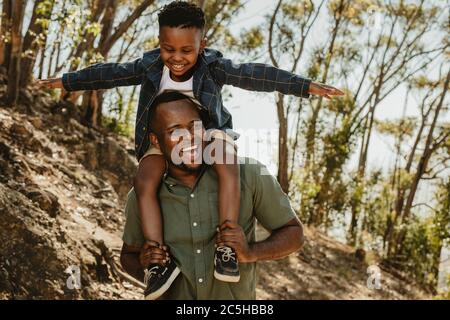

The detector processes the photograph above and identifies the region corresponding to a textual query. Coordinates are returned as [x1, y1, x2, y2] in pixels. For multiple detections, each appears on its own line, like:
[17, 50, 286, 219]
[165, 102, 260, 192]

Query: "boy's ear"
[199, 37, 207, 54]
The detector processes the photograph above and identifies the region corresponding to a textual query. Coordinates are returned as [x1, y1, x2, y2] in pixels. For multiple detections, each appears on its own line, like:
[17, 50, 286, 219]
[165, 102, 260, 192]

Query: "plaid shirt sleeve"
[61, 58, 145, 91]
[210, 58, 311, 98]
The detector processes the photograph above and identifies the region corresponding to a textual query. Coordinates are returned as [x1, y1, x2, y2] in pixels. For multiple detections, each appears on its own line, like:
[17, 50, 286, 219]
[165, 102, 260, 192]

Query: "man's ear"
[149, 132, 162, 151]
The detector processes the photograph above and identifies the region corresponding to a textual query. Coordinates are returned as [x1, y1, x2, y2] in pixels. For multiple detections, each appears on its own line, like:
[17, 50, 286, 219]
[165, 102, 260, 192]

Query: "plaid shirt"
[62, 48, 311, 160]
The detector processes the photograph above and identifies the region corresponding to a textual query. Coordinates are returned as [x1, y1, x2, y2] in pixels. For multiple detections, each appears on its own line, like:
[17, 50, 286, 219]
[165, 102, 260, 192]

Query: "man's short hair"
[148, 91, 208, 133]
[158, 1, 205, 30]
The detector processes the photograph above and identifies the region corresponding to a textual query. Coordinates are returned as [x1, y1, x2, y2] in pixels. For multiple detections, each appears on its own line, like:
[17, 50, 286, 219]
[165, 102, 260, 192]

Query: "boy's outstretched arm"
[210, 58, 343, 99]
[36, 58, 145, 92]
[36, 78, 64, 89]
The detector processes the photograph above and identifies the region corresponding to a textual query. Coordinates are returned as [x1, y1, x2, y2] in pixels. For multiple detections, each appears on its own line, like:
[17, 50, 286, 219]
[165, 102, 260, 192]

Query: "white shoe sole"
[214, 270, 240, 282]
[145, 266, 181, 300]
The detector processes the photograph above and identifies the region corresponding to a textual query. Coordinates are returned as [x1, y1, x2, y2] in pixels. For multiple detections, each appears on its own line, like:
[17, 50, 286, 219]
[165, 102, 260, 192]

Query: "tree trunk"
[69, 0, 109, 72]
[19, 0, 54, 87]
[76, 0, 154, 127]
[6, 0, 25, 107]
[0, 0, 12, 68]
[392, 70, 450, 257]
[37, 45, 46, 79]
[303, 0, 343, 174]
[81, 0, 117, 127]
[98, 0, 154, 57]
[276, 93, 289, 193]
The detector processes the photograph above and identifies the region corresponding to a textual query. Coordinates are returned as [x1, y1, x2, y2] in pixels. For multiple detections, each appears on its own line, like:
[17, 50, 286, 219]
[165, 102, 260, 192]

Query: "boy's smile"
[159, 26, 206, 82]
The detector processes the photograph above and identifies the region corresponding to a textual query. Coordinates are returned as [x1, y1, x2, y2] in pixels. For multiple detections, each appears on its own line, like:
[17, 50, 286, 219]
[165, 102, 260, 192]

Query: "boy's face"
[159, 26, 206, 81]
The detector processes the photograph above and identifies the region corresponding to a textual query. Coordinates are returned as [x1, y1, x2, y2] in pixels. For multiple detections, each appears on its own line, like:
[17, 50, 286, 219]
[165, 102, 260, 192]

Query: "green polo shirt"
[122, 158, 297, 300]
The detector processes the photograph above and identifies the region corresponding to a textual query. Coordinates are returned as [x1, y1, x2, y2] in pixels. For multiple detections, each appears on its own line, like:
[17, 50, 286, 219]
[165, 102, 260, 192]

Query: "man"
[120, 91, 305, 299]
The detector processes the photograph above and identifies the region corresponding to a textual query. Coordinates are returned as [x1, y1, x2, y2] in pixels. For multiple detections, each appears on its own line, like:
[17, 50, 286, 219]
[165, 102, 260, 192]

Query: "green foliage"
[101, 115, 133, 137]
[399, 215, 443, 290]
[36, 0, 55, 15]
[143, 36, 159, 51]
[328, 0, 378, 26]
[325, 91, 356, 114]
[85, 22, 102, 37]
[239, 27, 264, 52]
[281, 0, 314, 20]
[202, 0, 244, 49]
[375, 117, 417, 139]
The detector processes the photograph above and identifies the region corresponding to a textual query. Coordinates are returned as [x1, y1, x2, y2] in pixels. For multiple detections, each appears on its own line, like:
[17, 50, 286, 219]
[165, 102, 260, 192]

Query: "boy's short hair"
[158, 1, 205, 30]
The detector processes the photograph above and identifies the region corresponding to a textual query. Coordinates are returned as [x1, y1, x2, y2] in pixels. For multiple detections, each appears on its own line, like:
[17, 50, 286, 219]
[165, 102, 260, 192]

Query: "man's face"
[151, 99, 206, 172]
[159, 26, 206, 81]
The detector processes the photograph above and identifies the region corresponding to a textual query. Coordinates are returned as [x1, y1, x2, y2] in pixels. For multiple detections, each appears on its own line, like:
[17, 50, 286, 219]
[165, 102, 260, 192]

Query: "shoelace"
[216, 246, 236, 262]
[144, 265, 159, 286]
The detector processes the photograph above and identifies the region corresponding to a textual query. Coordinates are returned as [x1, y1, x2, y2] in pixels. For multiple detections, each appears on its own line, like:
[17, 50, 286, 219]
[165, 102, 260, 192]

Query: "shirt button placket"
[188, 191, 205, 297]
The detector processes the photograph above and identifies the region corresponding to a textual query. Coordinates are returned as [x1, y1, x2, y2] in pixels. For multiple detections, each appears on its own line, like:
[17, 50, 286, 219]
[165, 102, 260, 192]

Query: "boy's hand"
[35, 78, 63, 89]
[309, 82, 344, 99]
[139, 241, 170, 268]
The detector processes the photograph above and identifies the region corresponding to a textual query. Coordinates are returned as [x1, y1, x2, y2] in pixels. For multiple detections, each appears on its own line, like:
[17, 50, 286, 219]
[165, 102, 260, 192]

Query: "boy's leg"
[208, 130, 241, 282]
[211, 151, 240, 226]
[134, 153, 166, 246]
[134, 150, 180, 299]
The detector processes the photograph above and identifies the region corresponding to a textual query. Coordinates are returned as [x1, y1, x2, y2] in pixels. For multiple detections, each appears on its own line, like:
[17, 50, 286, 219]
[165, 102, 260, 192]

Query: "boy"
[37, 1, 343, 300]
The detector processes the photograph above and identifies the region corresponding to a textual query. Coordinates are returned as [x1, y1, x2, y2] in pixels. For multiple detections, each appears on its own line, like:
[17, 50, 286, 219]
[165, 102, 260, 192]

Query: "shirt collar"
[163, 165, 209, 189]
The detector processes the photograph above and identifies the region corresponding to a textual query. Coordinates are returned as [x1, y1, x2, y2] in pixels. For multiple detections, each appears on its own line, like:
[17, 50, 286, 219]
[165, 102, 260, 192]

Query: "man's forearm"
[120, 253, 145, 283]
[249, 224, 304, 262]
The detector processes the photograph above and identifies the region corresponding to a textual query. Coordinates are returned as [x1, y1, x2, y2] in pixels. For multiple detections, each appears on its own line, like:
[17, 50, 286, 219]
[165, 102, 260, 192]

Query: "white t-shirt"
[157, 65, 200, 105]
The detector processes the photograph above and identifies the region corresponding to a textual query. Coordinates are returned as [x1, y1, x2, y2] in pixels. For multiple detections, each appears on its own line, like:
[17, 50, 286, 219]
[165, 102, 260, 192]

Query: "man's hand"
[35, 77, 64, 89]
[308, 82, 344, 99]
[139, 240, 170, 269]
[216, 221, 255, 263]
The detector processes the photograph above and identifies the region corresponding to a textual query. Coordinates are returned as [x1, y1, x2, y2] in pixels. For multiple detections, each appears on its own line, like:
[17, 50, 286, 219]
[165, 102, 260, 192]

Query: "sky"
[220, 0, 449, 219]
[225, 0, 427, 175]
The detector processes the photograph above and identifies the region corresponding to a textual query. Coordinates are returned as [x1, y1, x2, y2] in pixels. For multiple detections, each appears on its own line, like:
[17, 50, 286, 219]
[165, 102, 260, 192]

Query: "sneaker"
[214, 245, 240, 282]
[144, 257, 180, 300]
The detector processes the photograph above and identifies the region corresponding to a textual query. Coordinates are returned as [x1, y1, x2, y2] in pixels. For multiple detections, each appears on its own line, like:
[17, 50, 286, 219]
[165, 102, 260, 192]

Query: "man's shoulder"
[238, 157, 272, 184]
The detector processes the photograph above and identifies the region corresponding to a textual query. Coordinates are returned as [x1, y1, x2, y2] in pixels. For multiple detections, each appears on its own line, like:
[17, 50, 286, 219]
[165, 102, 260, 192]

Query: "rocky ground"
[0, 84, 432, 300]
[256, 227, 430, 299]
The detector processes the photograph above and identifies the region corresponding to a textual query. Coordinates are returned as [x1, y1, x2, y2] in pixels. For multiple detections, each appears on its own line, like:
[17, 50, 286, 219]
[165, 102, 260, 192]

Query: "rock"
[29, 117, 43, 130]
[26, 189, 60, 217]
[0, 102, 145, 300]
[99, 199, 116, 209]
[27, 137, 45, 153]
[354, 248, 366, 262]
[98, 137, 136, 199]
[19, 88, 34, 105]
[9, 122, 48, 154]
[82, 143, 99, 171]
[50, 101, 81, 122]
[10, 122, 30, 138]
[0, 266, 14, 294]
[0, 67, 7, 84]
[69, 118, 89, 135]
